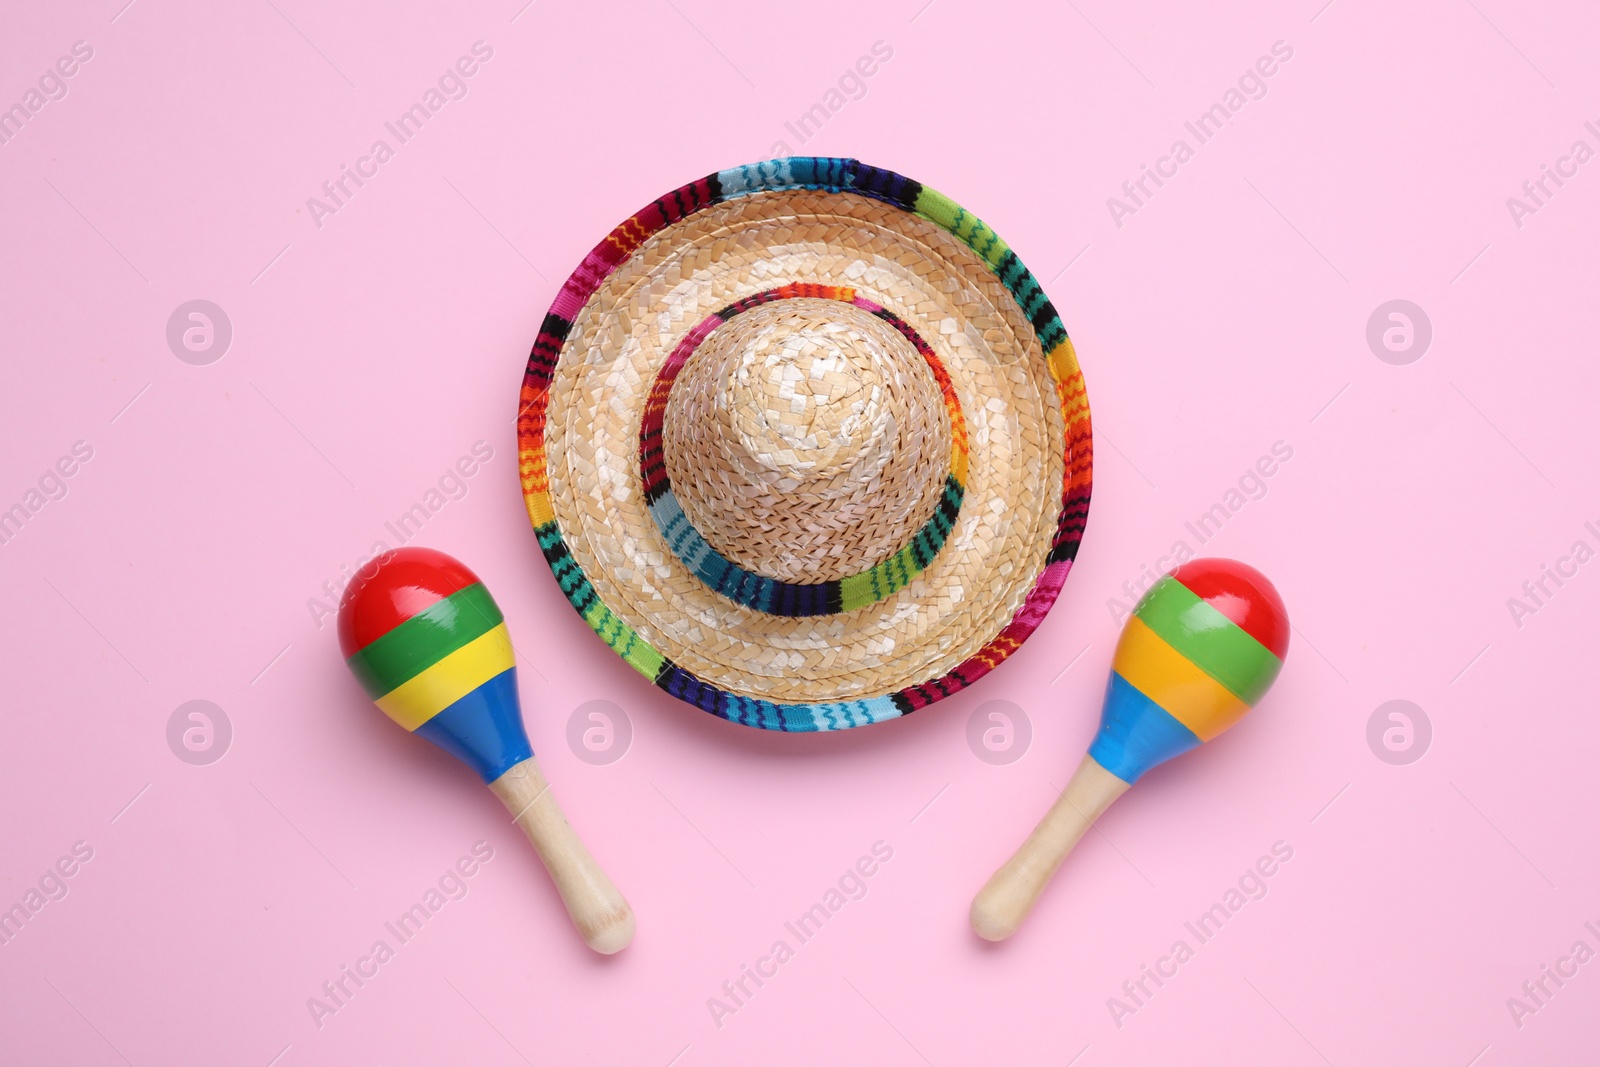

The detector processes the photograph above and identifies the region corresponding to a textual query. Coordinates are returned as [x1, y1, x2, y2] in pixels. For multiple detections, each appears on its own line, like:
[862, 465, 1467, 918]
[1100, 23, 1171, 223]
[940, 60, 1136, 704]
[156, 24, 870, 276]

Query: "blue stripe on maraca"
[412, 669, 533, 783]
[1087, 672, 1202, 784]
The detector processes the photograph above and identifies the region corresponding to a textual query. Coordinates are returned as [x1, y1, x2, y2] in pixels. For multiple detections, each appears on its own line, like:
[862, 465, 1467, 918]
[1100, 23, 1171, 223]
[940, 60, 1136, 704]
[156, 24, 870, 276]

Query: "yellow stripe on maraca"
[374, 623, 515, 731]
[1113, 617, 1249, 741]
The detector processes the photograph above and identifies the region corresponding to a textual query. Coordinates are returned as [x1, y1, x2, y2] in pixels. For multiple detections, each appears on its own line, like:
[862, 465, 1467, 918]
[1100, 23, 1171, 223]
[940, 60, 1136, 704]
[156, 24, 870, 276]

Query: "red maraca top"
[337, 547, 483, 658]
[1169, 558, 1290, 660]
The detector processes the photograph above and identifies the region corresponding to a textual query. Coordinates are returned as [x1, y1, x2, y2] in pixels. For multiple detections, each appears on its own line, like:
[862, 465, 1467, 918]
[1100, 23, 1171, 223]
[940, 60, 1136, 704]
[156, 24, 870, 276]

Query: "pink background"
[3, 0, 1597, 1063]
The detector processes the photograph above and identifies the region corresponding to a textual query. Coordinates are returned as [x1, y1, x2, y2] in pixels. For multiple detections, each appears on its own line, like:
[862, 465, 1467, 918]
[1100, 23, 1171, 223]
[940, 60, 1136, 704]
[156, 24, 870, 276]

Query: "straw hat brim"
[517, 158, 1092, 731]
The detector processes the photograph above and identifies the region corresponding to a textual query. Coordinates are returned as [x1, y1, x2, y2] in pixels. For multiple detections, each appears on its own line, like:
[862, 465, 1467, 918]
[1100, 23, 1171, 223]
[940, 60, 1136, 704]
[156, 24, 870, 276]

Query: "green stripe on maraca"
[1132, 577, 1282, 705]
[345, 582, 504, 699]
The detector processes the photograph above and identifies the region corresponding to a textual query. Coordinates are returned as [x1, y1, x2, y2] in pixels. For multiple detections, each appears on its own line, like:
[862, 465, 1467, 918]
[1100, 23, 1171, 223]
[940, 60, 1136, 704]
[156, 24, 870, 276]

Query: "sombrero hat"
[517, 158, 1092, 731]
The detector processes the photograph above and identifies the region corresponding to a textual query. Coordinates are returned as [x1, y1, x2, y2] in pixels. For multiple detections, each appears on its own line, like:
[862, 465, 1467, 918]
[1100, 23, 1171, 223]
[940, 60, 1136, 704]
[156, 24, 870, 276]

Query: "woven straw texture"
[518, 158, 1092, 731]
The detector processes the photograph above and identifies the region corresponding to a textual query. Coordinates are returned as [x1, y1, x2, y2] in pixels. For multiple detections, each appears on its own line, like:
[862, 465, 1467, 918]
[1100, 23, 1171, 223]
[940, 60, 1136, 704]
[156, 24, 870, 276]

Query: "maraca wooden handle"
[970, 755, 1129, 941]
[489, 758, 635, 954]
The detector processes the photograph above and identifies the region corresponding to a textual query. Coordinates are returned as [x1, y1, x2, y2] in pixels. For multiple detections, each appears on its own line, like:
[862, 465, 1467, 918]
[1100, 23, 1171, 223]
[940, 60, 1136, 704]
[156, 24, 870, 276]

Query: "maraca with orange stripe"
[971, 558, 1288, 941]
[339, 547, 634, 954]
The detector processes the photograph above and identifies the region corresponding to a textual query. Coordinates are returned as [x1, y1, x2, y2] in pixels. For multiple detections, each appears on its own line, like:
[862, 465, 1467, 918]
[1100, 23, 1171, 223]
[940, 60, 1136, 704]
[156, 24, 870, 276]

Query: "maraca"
[339, 547, 634, 954]
[971, 558, 1288, 941]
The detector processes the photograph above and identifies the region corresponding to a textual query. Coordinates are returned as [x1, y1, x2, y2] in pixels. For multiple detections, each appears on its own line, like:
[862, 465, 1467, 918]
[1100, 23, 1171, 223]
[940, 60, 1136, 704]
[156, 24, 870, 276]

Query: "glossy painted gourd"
[338, 547, 530, 782]
[1090, 558, 1289, 783]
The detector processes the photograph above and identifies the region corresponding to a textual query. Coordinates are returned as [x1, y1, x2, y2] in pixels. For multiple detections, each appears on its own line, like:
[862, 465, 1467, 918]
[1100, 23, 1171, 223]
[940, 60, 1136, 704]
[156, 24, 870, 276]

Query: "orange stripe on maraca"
[1111, 617, 1250, 741]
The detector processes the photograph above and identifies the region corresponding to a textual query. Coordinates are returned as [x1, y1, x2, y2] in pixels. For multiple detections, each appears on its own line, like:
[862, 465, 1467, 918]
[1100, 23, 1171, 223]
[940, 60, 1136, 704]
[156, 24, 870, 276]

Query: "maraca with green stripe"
[338, 548, 530, 782]
[337, 547, 635, 953]
[1089, 558, 1289, 782]
[971, 558, 1289, 942]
